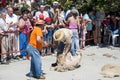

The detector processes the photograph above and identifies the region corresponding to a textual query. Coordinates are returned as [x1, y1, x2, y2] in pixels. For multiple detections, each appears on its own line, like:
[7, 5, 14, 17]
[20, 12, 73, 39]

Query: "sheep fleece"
[101, 64, 120, 78]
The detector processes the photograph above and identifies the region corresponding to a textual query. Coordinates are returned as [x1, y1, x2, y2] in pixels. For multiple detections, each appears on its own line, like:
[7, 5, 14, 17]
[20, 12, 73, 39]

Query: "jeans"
[71, 29, 80, 51]
[19, 32, 28, 56]
[57, 42, 65, 56]
[26, 44, 42, 77]
[57, 38, 77, 56]
[70, 36, 77, 56]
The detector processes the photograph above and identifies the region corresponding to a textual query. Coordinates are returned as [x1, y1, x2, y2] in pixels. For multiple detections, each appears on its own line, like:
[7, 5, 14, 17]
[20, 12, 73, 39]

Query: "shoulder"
[67, 17, 72, 21]
[19, 18, 24, 21]
[66, 10, 71, 15]
[6, 14, 9, 17]
[43, 11, 48, 14]
[13, 14, 18, 18]
[0, 18, 2, 21]
[0, 18, 4, 23]
[61, 28, 72, 33]
[35, 11, 41, 14]
[34, 26, 42, 30]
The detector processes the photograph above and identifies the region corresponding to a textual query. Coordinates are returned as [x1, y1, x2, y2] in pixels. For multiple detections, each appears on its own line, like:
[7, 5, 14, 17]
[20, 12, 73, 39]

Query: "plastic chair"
[108, 30, 119, 46]
[112, 34, 119, 46]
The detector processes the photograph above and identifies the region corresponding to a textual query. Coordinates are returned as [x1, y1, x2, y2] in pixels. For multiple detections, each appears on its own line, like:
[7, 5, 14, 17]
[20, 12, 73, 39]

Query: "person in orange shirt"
[26, 20, 47, 79]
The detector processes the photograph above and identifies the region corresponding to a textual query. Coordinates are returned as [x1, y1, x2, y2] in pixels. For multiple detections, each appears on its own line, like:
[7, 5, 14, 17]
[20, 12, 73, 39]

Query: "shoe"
[75, 65, 81, 68]
[22, 56, 27, 60]
[51, 63, 57, 67]
[42, 72, 46, 75]
[26, 73, 34, 77]
[19, 55, 23, 58]
[1, 61, 10, 64]
[76, 49, 81, 51]
[40, 75, 46, 79]
[46, 52, 53, 55]
[34, 75, 46, 79]
[13, 55, 20, 60]
[41, 53, 46, 57]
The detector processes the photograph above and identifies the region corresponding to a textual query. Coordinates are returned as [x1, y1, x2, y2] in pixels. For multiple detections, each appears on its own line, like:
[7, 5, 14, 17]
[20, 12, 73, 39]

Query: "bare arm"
[37, 36, 48, 46]
[77, 16, 80, 33]
[17, 19, 25, 29]
[53, 13, 58, 23]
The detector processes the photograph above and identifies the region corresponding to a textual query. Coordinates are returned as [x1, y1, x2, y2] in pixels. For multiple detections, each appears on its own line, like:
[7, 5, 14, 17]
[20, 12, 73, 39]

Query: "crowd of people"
[0, 0, 120, 79]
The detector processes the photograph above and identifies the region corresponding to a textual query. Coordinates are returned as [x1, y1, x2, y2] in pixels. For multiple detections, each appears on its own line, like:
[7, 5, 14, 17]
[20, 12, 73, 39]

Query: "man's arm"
[63, 43, 71, 56]
[37, 36, 48, 47]
[63, 36, 72, 56]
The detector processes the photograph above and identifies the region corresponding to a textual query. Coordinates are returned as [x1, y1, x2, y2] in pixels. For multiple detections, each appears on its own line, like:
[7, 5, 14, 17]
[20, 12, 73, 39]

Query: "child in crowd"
[45, 17, 54, 54]
[41, 17, 54, 56]
[80, 13, 91, 49]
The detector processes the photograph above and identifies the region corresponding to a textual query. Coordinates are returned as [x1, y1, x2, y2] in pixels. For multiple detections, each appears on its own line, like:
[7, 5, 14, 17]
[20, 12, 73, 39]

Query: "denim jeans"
[71, 29, 80, 51]
[70, 35, 77, 56]
[26, 44, 42, 77]
[19, 32, 28, 56]
[57, 39, 77, 56]
[57, 42, 65, 56]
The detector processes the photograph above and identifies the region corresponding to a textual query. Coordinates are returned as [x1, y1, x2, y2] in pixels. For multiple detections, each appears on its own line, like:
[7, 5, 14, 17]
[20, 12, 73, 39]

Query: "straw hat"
[53, 30, 65, 41]
[35, 20, 45, 25]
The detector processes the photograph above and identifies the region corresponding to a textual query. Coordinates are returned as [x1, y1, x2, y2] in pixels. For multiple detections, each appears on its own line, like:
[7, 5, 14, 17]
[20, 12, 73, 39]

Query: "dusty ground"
[0, 46, 120, 80]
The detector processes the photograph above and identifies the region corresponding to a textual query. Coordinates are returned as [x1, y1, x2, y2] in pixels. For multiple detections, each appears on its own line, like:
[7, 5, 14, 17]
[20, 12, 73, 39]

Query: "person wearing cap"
[26, 20, 47, 79]
[51, 2, 65, 27]
[65, 4, 79, 21]
[39, 14, 44, 20]
[40, 17, 49, 55]
[51, 5, 66, 30]
[50, 1, 59, 14]
[34, 4, 49, 20]
[44, 17, 54, 55]
[53, 1, 59, 7]
[52, 28, 79, 67]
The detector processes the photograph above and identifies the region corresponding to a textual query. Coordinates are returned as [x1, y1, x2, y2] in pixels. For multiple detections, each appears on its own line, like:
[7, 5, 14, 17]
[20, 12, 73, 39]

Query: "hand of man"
[44, 41, 48, 47]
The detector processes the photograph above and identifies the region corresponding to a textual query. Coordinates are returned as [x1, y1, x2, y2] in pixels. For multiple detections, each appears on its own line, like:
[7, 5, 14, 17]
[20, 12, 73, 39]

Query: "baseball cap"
[53, 1, 58, 7]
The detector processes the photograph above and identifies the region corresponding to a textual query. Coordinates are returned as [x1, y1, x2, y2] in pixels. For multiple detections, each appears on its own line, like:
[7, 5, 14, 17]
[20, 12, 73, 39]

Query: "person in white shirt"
[34, 4, 49, 20]
[6, 6, 19, 58]
[0, 10, 13, 64]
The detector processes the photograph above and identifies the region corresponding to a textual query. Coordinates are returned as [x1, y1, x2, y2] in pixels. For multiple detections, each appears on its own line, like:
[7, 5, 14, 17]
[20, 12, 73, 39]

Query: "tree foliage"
[91, 0, 120, 12]
[45, 0, 120, 12]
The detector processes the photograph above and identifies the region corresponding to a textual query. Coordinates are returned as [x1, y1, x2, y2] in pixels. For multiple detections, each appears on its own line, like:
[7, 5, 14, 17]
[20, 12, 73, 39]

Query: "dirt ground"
[0, 46, 120, 80]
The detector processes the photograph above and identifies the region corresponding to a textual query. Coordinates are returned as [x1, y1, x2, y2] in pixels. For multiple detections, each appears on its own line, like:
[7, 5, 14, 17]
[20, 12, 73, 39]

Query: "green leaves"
[44, 0, 120, 12]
